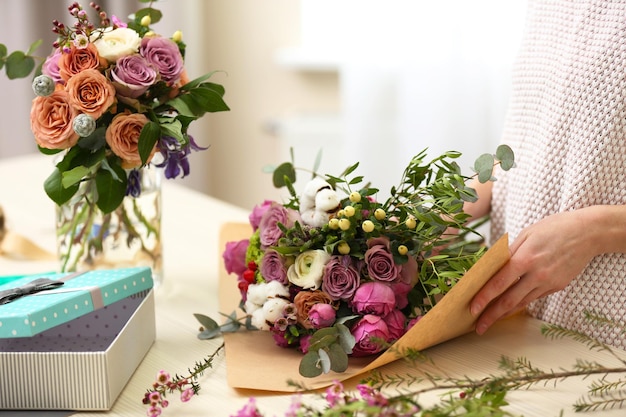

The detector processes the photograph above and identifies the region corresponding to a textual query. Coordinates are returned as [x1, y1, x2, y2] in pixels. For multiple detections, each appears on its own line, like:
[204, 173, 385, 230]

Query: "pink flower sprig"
[142, 342, 225, 416]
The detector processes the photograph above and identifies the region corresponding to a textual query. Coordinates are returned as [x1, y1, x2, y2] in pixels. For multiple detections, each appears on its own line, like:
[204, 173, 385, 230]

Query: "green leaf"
[496, 144, 515, 171]
[327, 342, 349, 373]
[187, 86, 230, 114]
[5, 51, 35, 79]
[138, 121, 161, 165]
[273, 162, 296, 188]
[299, 351, 323, 378]
[61, 166, 90, 189]
[318, 348, 331, 374]
[94, 164, 126, 213]
[159, 119, 185, 143]
[180, 73, 220, 91]
[473, 153, 495, 183]
[44, 168, 79, 206]
[194, 313, 220, 331]
[26, 39, 43, 56]
[0, 44, 7, 59]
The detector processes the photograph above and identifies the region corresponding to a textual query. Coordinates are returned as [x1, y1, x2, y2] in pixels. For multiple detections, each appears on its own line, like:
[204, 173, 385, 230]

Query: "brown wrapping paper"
[219, 222, 510, 392]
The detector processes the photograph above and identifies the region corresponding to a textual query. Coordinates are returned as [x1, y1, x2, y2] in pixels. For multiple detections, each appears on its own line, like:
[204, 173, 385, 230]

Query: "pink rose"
[260, 249, 288, 284]
[258, 202, 300, 248]
[223, 239, 249, 276]
[365, 237, 400, 283]
[42, 48, 63, 84]
[299, 334, 312, 354]
[111, 54, 158, 98]
[65, 68, 116, 119]
[249, 200, 273, 231]
[350, 281, 395, 317]
[351, 314, 390, 357]
[105, 112, 155, 168]
[322, 255, 361, 301]
[383, 309, 407, 342]
[139, 36, 184, 84]
[308, 303, 336, 329]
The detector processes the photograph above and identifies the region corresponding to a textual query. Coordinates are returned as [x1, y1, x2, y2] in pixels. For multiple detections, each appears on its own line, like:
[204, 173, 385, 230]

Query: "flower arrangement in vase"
[217, 146, 514, 377]
[0, 1, 229, 283]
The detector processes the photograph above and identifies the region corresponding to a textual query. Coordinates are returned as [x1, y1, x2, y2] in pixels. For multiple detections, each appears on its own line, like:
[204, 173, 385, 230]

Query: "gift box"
[0, 267, 156, 410]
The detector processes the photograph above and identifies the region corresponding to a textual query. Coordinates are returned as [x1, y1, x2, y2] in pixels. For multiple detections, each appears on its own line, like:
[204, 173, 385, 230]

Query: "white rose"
[93, 27, 141, 62]
[287, 249, 331, 290]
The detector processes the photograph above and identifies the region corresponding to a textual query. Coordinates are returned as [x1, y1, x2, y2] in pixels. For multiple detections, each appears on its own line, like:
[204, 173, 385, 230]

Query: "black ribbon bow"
[0, 278, 65, 305]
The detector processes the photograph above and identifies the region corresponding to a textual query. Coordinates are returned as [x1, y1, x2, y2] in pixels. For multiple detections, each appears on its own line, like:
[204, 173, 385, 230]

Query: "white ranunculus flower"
[93, 27, 141, 62]
[287, 249, 331, 290]
[262, 298, 289, 324]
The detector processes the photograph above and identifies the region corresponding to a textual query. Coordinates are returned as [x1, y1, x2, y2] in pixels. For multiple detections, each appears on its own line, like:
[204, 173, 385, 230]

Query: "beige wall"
[192, 1, 340, 210]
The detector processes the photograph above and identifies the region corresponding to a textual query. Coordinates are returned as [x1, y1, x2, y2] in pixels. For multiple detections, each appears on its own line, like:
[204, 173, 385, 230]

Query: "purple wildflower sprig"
[143, 342, 225, 416]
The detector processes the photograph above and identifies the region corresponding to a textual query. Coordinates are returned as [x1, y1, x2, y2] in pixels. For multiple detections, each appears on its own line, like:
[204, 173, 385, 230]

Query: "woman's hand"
[469, 205, 626, 335]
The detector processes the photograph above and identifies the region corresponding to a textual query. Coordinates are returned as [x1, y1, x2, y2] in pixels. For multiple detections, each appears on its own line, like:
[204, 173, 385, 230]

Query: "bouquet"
[1, 1, 228, 213]
[220, 146, 514, 377]
[1, 1, 228, 274]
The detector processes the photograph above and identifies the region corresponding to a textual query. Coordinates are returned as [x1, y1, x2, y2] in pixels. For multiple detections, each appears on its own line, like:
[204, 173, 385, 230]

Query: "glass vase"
[55, 165, 163, 287]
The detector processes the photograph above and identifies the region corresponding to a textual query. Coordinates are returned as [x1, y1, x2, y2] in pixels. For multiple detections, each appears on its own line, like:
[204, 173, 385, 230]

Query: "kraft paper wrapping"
[219, 222, 510, 392]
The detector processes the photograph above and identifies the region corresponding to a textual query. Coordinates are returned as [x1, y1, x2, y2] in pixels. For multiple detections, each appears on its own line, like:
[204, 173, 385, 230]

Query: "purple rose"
[42, 48, 63, 84]
[322, 255, 361, 301]
[351, 314, 390, 357]
[383, 309, 406, 342]
[308, 303, 336, 329]
[260, 249, 288, 284]
[223, 239, 249, 275]
[258, 202, 300, 248]
[140, 36, 184, 84]
[249, 200, 273, 231]
[351, 281, 396, 317]
[111, 54, 157, 98]
[365, 237, 400, 283]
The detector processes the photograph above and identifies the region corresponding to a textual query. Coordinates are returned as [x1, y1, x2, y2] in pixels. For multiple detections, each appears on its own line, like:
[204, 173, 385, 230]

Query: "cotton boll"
[250, 308, 271, 330]
[264, 280, 290, 298]
[315, 188, 340, 212]
[246, 283, 268, 306]
[263, 298, 290, 324]
[244, 299, 261, 315]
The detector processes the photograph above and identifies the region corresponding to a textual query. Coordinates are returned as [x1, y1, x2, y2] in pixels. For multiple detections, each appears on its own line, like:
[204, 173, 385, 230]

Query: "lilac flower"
[126, 169, 142, 197]
[156, 135, 207, 179]
[231, 398, 263, 417]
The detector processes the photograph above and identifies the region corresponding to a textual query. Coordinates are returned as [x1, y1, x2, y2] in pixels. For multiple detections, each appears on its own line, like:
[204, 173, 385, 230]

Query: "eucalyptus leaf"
[0, 44, 6, 60]
[327, 342, 349, 372]
[299, 351, 323, 378]
[5, 51, 35, 79]
[272, 162, 296, 188]
[318, 348, 331, 374]
[194, 313, 220, 331]
[197, 327, 222, 340]
[473, 153, 495, 183]
[26, 39, 43, 56]
[496, 144, 516, 171]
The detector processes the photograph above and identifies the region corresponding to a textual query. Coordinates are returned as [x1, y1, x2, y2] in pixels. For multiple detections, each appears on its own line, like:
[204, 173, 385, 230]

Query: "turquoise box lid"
[0, 267, 153, 338]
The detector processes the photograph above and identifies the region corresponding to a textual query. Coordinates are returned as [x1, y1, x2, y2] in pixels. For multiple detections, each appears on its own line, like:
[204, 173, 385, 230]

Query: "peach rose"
[105, 112, 155, 168]
[293, 290, 334, 329]
[58, 43, 107, 82]
[65, 68, 116, 119]
[30, 90, 79, 150]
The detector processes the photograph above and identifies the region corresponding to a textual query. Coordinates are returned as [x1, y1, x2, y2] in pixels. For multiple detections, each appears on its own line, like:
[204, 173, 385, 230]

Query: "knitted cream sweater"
[490, 0, 626, 348]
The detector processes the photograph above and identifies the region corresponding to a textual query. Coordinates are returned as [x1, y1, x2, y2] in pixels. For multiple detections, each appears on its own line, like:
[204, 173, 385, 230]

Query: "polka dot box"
[0, 267, 155, 410]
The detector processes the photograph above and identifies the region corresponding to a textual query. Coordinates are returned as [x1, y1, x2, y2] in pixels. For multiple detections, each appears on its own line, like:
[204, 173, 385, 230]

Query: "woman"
[468, 0, 626, 349]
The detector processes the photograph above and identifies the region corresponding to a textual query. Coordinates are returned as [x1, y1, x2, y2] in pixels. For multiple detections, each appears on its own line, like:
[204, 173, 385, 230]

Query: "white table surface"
[1, 153, 625, 417]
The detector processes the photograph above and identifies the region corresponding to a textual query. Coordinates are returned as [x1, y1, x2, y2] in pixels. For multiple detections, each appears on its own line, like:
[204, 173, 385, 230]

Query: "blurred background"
[0, 0, 527, 210]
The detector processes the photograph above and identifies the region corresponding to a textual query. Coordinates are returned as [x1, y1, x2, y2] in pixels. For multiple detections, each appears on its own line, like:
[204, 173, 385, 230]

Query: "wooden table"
[1, 154, 624, 416]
